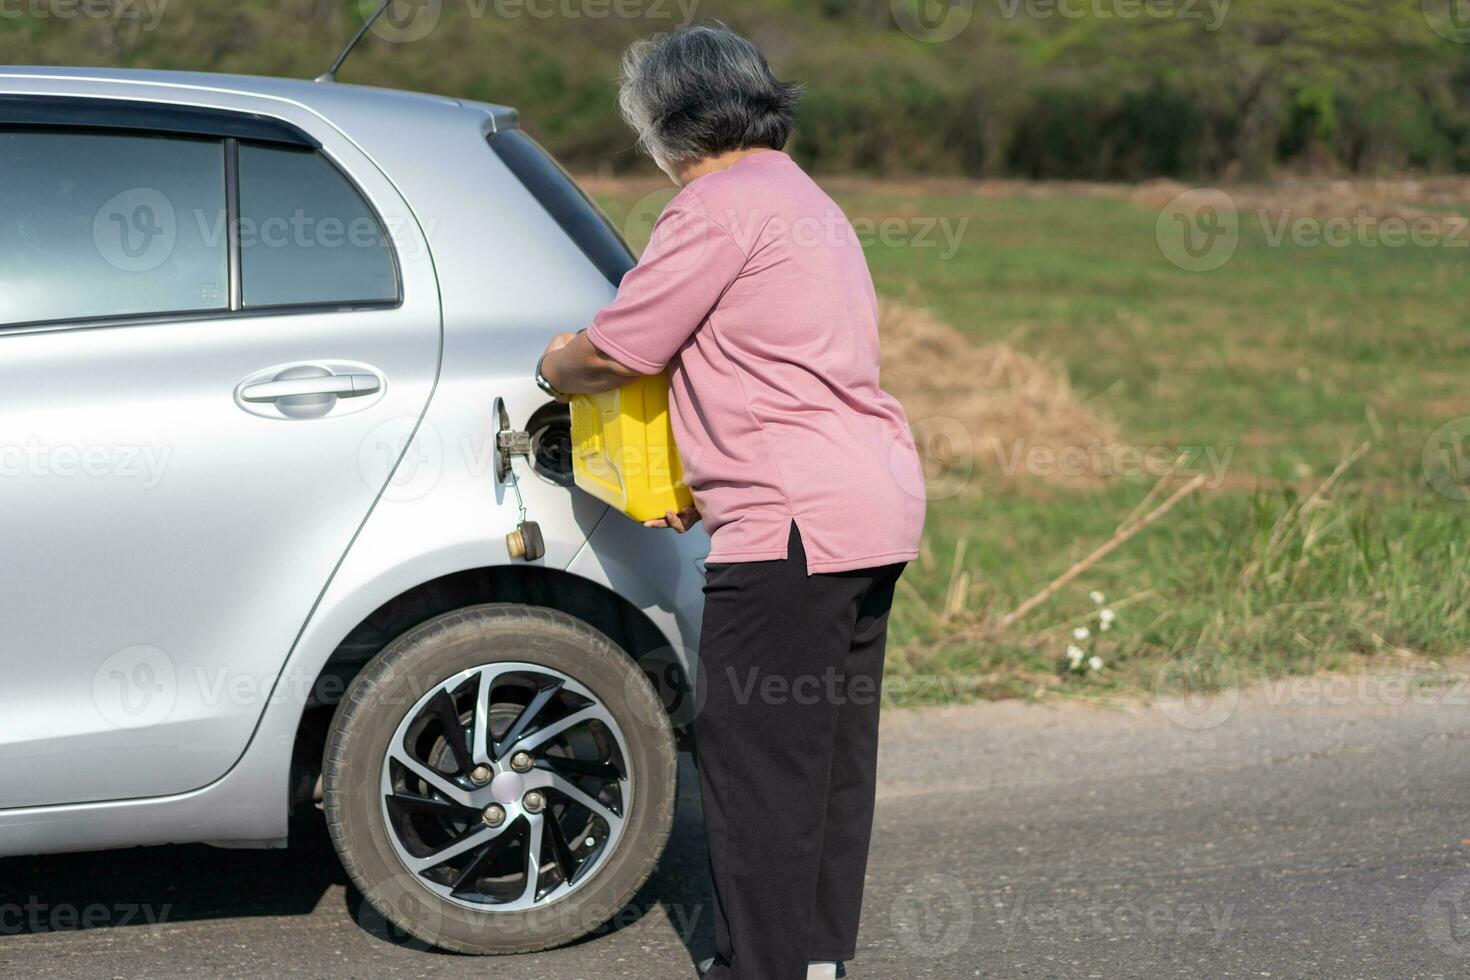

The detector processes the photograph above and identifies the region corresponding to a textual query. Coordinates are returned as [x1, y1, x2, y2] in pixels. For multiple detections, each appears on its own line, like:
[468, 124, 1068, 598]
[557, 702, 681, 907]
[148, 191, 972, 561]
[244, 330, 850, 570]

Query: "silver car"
[0, 66, 707, 954]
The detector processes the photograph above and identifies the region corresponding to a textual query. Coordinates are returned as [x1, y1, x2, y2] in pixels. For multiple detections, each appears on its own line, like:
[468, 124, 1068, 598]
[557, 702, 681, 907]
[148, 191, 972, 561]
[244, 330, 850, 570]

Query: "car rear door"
[0, 89, 441, 807]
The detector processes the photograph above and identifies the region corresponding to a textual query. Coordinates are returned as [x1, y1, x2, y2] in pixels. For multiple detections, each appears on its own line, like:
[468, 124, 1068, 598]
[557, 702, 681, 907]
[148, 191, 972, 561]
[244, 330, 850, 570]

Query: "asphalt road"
[5, 672, 1470, 979]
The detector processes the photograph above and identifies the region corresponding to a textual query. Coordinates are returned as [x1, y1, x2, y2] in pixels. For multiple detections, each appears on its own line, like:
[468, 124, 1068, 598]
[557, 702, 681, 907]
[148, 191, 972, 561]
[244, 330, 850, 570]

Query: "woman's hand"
[537, 333, 582, 401]
[543, 332, 578, 357]
[644, 505, 700, 532]
[540, 331, 645, 396]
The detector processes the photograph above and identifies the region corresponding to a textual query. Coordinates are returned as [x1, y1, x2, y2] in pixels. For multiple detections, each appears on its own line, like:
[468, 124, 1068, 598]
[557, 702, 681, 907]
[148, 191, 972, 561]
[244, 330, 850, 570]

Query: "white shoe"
[698, 957, 839, 978]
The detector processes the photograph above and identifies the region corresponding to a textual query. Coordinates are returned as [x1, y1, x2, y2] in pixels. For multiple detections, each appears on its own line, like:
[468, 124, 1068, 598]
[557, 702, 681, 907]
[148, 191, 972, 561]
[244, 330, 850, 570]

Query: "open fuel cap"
[506, 520, 545, 561]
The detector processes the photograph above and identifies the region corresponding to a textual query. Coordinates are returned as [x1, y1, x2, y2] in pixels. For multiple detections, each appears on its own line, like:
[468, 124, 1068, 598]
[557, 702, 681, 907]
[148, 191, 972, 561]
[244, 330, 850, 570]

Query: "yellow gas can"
[569, 374, 695, 522]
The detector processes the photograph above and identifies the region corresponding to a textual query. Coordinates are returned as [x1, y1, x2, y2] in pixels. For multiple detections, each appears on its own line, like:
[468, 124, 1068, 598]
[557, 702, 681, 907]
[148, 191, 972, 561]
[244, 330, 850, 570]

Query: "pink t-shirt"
[587, 151, 925, 574]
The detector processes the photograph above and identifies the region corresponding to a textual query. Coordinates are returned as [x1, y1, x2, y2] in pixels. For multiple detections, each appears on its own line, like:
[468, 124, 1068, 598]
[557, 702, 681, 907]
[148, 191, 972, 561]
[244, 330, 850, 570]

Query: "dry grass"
[877, 300, 1119, 484]
[1132, 176, 1470, 230]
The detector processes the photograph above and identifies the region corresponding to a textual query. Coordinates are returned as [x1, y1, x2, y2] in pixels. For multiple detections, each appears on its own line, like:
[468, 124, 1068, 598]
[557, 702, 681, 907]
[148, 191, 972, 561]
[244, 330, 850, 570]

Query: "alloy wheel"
[379, 662, 632, 913]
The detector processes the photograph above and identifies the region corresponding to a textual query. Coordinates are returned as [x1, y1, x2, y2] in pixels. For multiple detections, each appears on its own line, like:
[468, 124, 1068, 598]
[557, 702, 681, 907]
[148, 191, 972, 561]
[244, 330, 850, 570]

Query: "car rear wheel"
[323, 603, 677, 954]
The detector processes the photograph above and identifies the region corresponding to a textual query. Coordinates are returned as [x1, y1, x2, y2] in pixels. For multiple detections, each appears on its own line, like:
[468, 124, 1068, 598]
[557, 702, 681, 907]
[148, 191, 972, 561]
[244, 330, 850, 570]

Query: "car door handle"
[240, 373, 381, 403]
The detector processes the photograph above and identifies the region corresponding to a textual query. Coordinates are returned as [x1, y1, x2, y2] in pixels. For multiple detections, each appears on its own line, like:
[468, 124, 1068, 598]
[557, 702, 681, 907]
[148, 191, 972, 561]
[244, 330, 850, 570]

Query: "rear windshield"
[489, 129, 634, 287]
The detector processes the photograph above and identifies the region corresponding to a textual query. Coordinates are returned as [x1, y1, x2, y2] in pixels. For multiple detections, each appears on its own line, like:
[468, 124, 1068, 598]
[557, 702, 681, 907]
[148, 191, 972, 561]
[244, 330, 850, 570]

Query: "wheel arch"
[288, 564, 686, 814]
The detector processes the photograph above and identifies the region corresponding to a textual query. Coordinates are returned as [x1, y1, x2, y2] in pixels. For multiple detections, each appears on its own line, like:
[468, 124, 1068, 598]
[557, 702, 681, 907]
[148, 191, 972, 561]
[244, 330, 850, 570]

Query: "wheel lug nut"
[482, 804, 506, 827]
[469, 764, 493, 785]
[510, 751, 534, 773]
[522, 791, 545, 814]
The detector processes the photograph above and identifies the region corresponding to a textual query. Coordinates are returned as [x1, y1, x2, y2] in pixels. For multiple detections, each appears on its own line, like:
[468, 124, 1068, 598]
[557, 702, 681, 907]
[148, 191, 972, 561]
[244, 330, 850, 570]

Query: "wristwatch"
[534, 353, 568, 401]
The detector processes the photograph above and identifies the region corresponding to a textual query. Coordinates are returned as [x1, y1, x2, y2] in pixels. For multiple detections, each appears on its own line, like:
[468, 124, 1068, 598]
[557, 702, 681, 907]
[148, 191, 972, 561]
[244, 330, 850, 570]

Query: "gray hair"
[618, 24, 804, 173]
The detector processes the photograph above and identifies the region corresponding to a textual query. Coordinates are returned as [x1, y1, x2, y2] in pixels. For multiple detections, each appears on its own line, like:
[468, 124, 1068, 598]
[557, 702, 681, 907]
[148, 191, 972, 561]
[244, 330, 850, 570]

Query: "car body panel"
[0, 74, 444, 807]
[0, 68, 707, 849]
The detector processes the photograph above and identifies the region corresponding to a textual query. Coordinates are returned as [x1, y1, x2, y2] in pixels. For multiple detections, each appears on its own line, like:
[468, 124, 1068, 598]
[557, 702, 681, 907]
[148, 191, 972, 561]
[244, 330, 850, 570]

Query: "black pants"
[694, 523, 904, 980]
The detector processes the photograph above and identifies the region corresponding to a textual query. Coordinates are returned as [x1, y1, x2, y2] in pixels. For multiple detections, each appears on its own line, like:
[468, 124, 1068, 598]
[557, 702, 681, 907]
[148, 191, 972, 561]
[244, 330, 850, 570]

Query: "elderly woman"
[538, 24, 925, 980]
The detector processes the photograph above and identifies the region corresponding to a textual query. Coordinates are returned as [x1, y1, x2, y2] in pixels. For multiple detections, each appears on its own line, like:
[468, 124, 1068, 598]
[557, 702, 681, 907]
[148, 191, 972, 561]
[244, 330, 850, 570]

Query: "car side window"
[237, 144, 398, 309]
[0, 131, 229, 327]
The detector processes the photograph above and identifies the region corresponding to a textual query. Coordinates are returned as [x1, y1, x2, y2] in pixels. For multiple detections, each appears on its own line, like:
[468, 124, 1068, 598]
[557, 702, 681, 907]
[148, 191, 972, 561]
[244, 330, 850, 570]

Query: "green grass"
[890, 482, 1470, 704]
[592, 182, 1470, 704]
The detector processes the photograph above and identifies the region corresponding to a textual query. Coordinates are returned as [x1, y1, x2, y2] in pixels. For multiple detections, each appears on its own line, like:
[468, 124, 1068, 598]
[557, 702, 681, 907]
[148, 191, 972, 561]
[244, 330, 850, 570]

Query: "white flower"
[1099, 608, 1116, 625]
[1066, 645, 1085, 665]
[1088, 655, 1104, 671]
[1090, 591, 1105, 605]
[1072, 626, 1090, 641]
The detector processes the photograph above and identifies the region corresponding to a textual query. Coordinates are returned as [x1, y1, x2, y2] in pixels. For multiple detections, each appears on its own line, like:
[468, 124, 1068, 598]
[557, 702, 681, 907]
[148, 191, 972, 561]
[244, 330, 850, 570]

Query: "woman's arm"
[538, 200, 749, 396]
[540, 330, 644, 396]
[536, 331, 702, 533]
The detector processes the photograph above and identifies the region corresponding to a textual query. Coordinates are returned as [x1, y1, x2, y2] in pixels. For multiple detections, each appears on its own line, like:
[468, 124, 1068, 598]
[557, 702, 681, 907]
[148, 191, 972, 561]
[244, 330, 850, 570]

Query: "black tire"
[323, 603, 677, 954]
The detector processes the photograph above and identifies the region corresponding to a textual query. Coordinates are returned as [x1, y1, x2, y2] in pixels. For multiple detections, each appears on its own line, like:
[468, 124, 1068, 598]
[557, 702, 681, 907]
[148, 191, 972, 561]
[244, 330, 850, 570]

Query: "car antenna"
[315, 0, 393, 83]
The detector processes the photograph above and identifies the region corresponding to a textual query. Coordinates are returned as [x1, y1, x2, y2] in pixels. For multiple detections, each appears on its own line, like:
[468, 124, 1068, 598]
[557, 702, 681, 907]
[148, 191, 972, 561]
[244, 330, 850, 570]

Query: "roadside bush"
[3, 0, 1468, 179]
